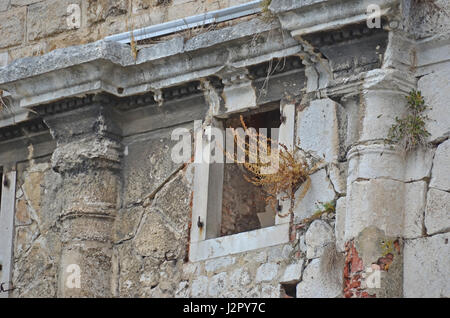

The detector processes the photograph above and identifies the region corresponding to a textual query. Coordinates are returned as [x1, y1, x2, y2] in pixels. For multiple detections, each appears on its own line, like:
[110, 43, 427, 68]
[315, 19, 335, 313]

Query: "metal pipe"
[104, 0, 263, 44]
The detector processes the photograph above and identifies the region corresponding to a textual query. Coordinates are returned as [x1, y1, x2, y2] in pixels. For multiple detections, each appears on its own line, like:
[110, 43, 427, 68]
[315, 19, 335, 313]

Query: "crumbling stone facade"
[0, 0, 449, 298]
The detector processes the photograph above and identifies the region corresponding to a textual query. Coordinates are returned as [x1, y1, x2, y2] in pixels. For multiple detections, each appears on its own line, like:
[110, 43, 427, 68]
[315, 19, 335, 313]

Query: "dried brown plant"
[225, 115, 316, 213]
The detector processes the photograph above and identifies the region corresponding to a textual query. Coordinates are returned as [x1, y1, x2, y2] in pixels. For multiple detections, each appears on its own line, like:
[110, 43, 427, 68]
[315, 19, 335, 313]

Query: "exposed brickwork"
[343, 241, 375, 298]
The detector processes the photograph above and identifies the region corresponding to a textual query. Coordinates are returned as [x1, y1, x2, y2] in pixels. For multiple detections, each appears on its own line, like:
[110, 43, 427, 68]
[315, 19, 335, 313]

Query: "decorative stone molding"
[0, 19, 300, 113]
[217, 67, 257, 115]
[271, 0, 399, 37]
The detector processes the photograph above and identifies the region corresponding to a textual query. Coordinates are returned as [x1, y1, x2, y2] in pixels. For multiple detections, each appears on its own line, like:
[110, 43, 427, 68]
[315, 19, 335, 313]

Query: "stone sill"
[189, 223, 290, 262]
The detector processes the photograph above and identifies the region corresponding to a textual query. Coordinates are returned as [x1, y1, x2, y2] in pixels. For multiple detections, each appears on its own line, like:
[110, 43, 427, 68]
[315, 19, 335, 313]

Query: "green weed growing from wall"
[388, 90, 431, 151]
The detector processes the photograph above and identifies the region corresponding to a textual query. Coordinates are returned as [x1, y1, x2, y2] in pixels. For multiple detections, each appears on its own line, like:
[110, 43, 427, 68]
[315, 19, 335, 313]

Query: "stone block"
[419, 70, 450, 142]
[345, 178, 404, 241]
[328, 162, 347, 194]
[430, 139, 450, 191]
[113, 205, 145, 243]
[425, 188, 450, 235]
[208, 272, 227, 297]
[27, 0, 82, 41]
[261, 284, 280, 298]
[11, 0, 42, 6]
[405, 146, 434, 182]
[305, 220, 335, 259]
[404, 233, 450, 298]
[335, 197, 346, 252]
[293, 169, 336, 223]
[0, 1, 8, 11]
[347, 144, 404, 184]
[0, 52, 10, 67]
[229, 268, 251, 289]
[123, 133, 184, 206]
[133, 211, 181, 260]
[297, 98, 340, 163]
[87, 0, 128, 25]
[191, 276, 208, 297]
[280, 260, 304, 283]
[403, 181, 427, 239]
[205, 256, 235, 273]
[296, 258, 342, 298]
[0, 7, 25, 48]
[148, 171, 191, 234]
[255, 263, 279, 282]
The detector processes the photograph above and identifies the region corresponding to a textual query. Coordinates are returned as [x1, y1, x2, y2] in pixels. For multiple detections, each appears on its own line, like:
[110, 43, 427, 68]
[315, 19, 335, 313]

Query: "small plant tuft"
[388, 90, 431, 151]
[260, 0, 275, 22]
[298, 200, 336, 227]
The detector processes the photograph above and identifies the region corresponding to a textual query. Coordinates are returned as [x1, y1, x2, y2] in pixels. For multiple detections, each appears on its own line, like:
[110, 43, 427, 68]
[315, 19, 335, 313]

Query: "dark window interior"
[220, 107, 281, 236]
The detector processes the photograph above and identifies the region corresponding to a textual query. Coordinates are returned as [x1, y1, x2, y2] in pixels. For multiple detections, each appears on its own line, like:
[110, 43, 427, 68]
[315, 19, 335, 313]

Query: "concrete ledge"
[189, 223, 290, 262]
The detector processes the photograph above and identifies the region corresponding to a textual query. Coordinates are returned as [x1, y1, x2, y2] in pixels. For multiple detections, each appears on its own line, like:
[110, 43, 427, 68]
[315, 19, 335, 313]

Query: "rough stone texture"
[208, 272, 228, 297]
[335, 197, 346, 252]
[404, 233, 450, 298]
[11, 160, 62, 298]
[113, 205, 144, 243]
[133, 185, 189, 259]
[419, 70, 450, 143]
[87, 0, 129, 25]
[0, 0, 9, 11]
[328, 162, 347, 195]
[305, 220, 335, 259]
[0, 7, 25, 48]
[293, 169, 336, 224]
[296, 258, 342, 298]
[405, 146, 434, 182]
[347, 144, 404, 184]
[1, 0, 449, 300]
[403, 181, 427, 239]
[345, 178, 404, 241]
[0, 51, 9, 67]
[280, 260, 304, 283]
[405, 0, 450, 40]
[255, 263, 279, 282]
[123, 132, 184, 206]
[297, 99, 340, 163]
[205, 256, 236, 273]
[191, 276, 209, 298]
[430, 139, 450, 191]
[11, 0, 42, 6]
[27, 0, 82, 41]
[425, 188, 450, 235]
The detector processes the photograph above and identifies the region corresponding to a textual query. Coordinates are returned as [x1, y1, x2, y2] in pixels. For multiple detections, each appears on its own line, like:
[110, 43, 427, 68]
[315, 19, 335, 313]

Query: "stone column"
[343, 69, 416, 298]
[43, 95, 122, 297]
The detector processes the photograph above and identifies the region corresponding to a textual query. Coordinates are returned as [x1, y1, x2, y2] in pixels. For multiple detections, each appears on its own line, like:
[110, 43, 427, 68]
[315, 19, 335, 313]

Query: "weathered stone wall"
[12, 158, 62, 297]
[0, 0, 449, 298]
[0, 0, 250, 64]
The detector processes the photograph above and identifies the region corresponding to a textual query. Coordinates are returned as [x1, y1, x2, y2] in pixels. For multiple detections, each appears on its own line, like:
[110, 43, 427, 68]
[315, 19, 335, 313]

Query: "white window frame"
[189, 103, 295, 262]
[0, 170, 16, 298]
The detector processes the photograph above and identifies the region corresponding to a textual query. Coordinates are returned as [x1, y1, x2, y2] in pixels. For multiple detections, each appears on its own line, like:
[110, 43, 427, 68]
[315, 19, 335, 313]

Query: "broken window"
[220, 106, 281, 237]
[189, 100, 294, 262]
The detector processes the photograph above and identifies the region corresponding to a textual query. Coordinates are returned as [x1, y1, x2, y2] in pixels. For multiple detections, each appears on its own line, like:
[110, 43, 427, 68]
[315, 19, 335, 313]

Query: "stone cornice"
[270, 0, 400, 37]
[324, 68, 417, 100]
[0, 18, 301, 111]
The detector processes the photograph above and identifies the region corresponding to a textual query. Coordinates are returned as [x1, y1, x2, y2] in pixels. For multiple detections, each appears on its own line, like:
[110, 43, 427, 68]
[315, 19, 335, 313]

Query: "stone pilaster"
[342, 69, 416, 298]
[42, 95, 122, 297]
